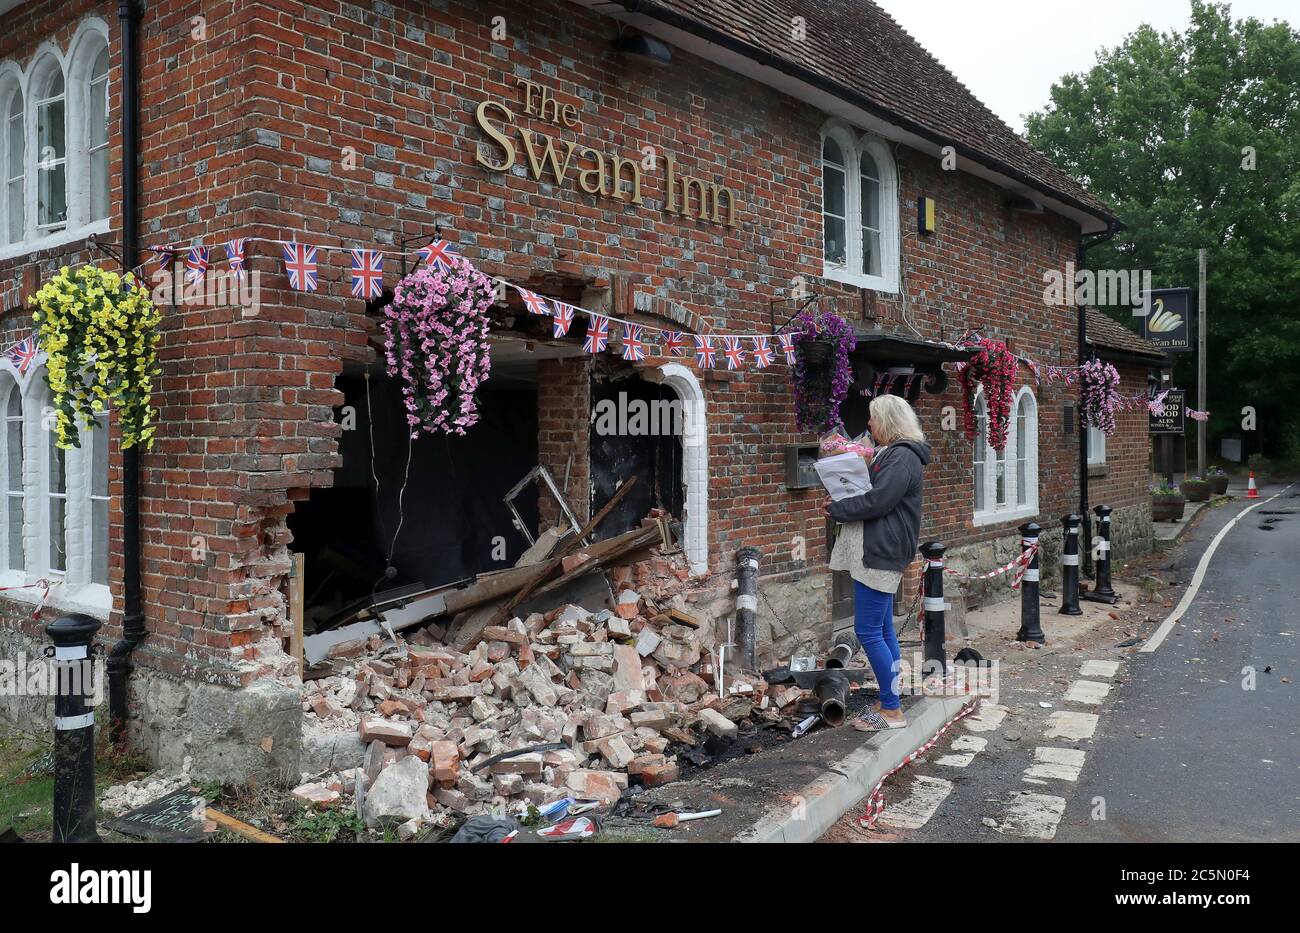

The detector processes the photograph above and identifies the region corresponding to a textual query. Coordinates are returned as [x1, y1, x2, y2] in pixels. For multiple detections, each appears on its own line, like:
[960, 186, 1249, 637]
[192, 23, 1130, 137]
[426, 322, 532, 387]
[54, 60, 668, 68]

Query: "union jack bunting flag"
[225, 238, 248, 279]
[722, 336, 745, 370]
[282, 242, 319, 292]
[3, 336, 38, 375]
[418, 238, 459, 272]
[751, 336, 774, 369]
[350, 249, 384, 299]
[516, 287, 551, 317]
[694, 336, 716, 369]
[776, 333, 797, 364]
[662, 331, 688, 356]
[621, 323, 646, 362]
[185, 246, 209, 284]
[583, 314, 610, 354]
[150, 244, 178, 270]
[551, 302, 576, 338]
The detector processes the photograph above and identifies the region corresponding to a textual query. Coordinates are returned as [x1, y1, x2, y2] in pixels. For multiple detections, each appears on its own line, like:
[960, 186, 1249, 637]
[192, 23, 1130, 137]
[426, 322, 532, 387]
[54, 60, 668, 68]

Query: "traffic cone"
[1247, 471, 1259, 499]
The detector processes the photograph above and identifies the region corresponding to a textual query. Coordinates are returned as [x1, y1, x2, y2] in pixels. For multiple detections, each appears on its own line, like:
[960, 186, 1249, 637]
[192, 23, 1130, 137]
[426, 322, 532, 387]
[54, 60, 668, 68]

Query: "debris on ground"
[291, 513, 822, 832]
[100, 757, 194, 816]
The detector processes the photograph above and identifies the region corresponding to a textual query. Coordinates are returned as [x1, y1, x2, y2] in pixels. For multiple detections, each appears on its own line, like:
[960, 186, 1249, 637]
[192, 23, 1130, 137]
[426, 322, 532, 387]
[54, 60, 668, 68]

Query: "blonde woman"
[826, 394, 930, 730]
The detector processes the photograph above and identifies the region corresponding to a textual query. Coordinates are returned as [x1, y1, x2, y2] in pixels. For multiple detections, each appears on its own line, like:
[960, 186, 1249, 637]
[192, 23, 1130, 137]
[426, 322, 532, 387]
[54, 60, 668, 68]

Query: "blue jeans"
[853, 581, 901, 711]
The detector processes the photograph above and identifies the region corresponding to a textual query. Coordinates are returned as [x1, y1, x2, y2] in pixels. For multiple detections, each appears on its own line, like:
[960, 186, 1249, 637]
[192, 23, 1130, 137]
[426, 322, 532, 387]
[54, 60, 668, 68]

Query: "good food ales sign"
[473, 78, 742, 229]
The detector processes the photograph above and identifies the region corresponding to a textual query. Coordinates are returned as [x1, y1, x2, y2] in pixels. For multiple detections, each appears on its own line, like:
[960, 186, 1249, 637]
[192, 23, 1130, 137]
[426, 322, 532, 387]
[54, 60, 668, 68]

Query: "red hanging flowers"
[959, 337, 1018, 451]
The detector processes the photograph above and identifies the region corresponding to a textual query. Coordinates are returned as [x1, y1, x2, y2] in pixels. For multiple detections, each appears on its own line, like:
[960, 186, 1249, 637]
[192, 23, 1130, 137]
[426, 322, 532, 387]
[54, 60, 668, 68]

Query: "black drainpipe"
[108, 0, 145, 746]
[1076, 221, 1121, 576]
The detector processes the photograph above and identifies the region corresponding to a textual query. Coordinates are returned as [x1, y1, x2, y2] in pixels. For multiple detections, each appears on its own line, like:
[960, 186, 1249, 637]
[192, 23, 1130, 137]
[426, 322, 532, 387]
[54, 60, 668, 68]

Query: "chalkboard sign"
[107, 788, 209, 842]
[1149, 389, 1186, 435]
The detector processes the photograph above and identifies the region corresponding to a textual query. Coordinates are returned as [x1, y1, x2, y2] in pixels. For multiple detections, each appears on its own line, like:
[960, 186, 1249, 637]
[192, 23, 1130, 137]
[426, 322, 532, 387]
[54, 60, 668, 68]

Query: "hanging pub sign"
[472, 78, 742, 229]
[1149, 388, 1186, 434]
[1140, 287, 1194, 353]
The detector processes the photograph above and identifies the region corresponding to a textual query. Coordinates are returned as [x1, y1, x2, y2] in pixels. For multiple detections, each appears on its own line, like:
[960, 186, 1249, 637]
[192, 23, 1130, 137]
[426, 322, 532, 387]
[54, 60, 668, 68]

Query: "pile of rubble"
[294, 596, 801, 831]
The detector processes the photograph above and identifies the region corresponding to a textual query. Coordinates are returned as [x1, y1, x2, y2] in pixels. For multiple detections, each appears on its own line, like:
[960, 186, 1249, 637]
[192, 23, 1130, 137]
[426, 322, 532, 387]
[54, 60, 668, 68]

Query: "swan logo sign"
[1141, 287, 1193, 353]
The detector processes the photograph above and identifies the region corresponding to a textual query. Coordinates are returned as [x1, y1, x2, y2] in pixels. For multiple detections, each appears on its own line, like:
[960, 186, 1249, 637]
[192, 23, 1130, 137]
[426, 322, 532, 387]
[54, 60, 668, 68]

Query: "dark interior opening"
[288, 363, 539, 627]
[589, 373, 685, 542]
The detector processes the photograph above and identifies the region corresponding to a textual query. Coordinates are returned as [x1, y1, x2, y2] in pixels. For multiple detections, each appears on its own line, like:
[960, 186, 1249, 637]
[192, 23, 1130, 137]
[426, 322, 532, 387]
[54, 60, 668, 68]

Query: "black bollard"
[47, 613, 103, 844]
[919, 542, 947, 680]
[1059, 514, 1083, 616]
[1015, 522, 1045, 644]
[735, 546, 760, 671]
[1083, 504, 1119, 604]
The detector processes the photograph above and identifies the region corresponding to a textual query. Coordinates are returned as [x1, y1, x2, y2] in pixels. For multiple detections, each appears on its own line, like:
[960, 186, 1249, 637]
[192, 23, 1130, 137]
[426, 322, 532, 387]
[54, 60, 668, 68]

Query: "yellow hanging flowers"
[29, 264, 162, 450]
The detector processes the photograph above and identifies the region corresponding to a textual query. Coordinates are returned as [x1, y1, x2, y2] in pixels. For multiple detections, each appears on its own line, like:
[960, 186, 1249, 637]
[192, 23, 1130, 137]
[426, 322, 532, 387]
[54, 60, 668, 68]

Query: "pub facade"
[0, 0, 1144, 777]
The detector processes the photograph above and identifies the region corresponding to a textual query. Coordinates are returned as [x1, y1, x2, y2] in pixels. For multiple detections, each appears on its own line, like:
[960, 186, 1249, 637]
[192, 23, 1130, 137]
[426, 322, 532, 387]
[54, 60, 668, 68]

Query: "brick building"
[0, 0, 1151, 778]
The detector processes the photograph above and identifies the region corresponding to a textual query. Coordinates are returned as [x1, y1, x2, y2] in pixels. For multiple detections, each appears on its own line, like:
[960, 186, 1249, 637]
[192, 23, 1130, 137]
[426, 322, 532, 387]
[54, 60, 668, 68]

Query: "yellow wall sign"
[473, 79, 741, 228]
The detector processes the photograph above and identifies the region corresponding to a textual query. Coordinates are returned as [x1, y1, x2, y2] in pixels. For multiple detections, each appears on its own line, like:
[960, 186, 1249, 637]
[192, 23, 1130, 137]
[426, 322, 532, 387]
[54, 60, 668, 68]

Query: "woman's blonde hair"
[869, 394, 925, 446]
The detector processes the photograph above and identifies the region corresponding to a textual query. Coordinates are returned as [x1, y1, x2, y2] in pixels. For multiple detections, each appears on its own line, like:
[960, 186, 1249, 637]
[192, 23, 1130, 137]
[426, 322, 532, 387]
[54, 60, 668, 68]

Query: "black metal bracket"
[768, 292, 819, 337]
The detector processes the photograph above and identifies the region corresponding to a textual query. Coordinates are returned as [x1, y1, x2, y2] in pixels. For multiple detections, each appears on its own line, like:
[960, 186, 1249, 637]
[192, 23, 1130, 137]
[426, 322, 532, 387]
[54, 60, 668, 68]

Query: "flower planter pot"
[1183, 479, 1210, 502]
[1152, 494, 1186, 522]
[1210, 474, 1229, 496]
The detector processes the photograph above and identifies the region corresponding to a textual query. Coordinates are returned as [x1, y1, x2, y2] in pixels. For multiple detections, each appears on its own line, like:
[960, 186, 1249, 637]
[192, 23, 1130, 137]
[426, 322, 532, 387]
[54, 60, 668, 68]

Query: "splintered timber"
[473, 78, 741, 228]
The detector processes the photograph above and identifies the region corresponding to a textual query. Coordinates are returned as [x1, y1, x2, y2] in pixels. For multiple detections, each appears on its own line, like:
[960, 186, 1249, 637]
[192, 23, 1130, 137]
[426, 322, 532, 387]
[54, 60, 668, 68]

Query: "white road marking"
[963, 703, 1009, 733]
[1064, 680, 1112, 705]
[1143, 483, 1296, 653]
[1080, 660, 1119, 678]
[1024, 747, 1086, 782]
[937, 753, 976, 767]
[1045, 710, 1099, 740]
[936, 735, 988, 767]
[996, 792, 1067, 839]
[878, 775, 953, 830]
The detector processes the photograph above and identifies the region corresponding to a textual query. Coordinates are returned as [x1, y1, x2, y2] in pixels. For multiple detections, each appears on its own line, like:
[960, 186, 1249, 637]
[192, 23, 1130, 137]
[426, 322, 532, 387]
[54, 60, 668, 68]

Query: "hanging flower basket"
[790, 308, 856, 433]
[29, 265, 162, 450]
[382, 255, 495, 438]
[959, 336, 1017, 451]
[1079, 358, 1121, 436]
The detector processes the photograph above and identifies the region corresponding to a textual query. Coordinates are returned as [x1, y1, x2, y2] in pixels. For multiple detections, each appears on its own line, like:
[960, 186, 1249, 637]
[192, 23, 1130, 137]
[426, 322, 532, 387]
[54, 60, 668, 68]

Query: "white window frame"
[1087, 423, 1106, 465]
[0, 67, 23, 248]
[32, 60, 67, 233]
[973, 386, 1039, 526]
[0, 376, 23, 583]
[0, 370, 113, 617]
[820, 122, 899, 293]
[0, 19, 112, 262]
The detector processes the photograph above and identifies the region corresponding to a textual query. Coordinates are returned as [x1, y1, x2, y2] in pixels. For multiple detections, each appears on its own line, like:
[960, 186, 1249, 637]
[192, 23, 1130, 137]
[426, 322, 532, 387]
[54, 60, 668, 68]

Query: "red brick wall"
[0, 0, 1089, 685]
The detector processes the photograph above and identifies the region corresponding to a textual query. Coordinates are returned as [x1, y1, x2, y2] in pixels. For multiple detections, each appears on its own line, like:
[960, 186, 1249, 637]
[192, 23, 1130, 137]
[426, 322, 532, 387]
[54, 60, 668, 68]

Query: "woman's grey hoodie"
[827, 440, 931, 572]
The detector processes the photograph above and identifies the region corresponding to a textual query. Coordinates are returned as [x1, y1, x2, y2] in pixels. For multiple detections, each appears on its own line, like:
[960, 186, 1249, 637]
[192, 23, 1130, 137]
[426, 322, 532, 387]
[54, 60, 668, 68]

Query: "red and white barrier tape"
[0, 578, 55, 618]
[857, 697, 981, 831]
[940, 543, 1038, 589]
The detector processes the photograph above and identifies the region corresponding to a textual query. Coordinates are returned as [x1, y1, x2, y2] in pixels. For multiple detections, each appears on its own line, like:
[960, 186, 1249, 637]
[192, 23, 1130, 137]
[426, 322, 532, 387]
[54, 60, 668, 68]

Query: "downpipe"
[108, 0, 145, 746]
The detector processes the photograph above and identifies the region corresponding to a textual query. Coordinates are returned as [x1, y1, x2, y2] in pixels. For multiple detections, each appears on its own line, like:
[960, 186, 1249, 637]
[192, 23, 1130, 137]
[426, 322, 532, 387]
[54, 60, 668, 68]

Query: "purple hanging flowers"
[382, 255, 494, 438]
[1079, 357, 1121, 437]
[791, 307, 856, 433]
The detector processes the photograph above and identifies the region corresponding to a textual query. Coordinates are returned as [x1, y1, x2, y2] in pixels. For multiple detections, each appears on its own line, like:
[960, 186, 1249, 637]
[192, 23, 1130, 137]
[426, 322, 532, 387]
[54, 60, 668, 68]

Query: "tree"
[1026, 0, 1300, 460]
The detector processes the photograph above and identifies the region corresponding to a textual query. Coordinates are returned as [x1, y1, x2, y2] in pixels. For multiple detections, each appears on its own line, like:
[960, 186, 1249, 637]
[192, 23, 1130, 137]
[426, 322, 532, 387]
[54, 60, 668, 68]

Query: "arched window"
[2, 80, 22, 245]
[974, 386, 1038, 524]
[86, 48, 109, 222]
[34, 66, 67, 231]
[1, 380, 22, 573]
[820, 125, 899, 292]
[821, 136, 847, 267]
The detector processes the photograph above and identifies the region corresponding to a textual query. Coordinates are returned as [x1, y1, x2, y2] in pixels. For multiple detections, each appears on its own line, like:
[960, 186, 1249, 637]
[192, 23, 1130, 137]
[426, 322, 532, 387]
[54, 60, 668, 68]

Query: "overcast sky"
[876, 0, 1298, 133]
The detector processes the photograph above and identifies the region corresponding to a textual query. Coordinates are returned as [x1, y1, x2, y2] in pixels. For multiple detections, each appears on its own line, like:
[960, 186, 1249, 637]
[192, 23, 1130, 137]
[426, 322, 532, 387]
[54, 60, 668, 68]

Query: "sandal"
[851, 708, 908, 732]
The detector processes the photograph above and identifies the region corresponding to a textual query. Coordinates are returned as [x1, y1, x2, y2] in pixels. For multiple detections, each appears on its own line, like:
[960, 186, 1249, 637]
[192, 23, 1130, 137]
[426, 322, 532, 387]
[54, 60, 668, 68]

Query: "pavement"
[813, 479, 1298, 843]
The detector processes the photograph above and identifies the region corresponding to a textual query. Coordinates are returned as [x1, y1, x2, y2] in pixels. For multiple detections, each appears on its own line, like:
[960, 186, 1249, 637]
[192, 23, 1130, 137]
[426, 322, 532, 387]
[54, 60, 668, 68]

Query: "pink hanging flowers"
[1079, 357, 1121, 437]
[959, 337, 1018, 451]
[382, 255, 494, 438]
